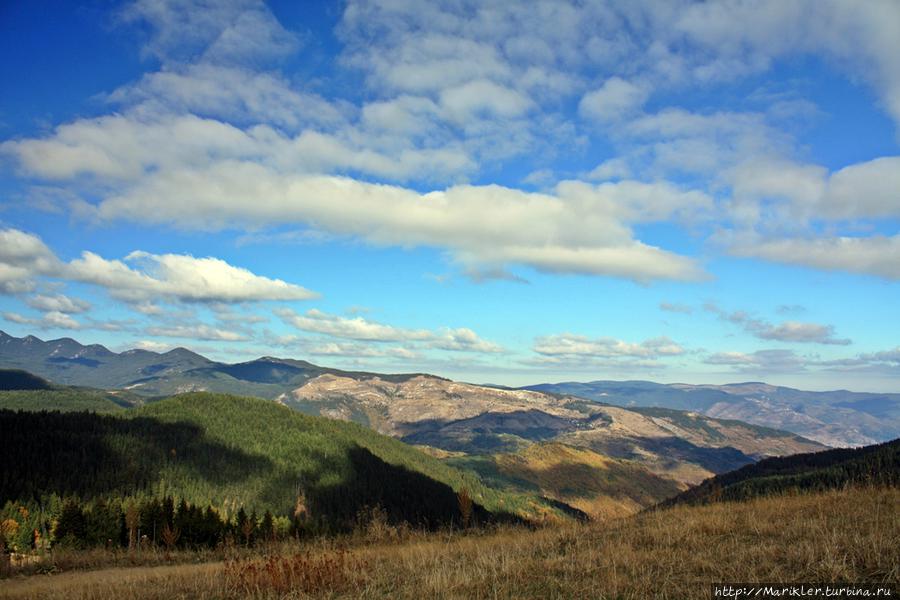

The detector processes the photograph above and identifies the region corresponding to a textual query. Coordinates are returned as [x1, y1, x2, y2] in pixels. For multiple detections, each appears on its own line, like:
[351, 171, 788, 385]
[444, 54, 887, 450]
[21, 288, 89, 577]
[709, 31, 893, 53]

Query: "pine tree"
[55, 500, 87, 548]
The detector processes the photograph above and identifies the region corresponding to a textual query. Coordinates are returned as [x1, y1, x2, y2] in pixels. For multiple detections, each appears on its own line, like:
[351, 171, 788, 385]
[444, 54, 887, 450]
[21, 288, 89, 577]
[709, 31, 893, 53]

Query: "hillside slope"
[0, 392, 549, 527]
[661, 437, 900, 507]
[525, 380, 900, 447]
[0, 368, 143, 413]
[3, 487, 896, 599]
[284, 374, 824, 493]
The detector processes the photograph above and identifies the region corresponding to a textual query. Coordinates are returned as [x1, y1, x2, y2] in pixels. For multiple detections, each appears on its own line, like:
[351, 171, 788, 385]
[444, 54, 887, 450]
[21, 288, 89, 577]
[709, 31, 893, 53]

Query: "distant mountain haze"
[1, 331, 833, 517]
[524, 380, 900, 447]
[1, 331, 895, 448]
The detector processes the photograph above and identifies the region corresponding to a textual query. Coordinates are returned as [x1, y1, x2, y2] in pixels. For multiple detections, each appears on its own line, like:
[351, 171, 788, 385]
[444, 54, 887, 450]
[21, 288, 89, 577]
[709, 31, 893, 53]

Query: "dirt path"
[0, 561, 223, 599]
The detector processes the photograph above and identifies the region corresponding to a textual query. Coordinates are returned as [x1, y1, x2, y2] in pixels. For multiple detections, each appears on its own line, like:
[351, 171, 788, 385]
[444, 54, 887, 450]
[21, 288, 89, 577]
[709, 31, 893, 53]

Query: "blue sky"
[0, 0, 898, 391]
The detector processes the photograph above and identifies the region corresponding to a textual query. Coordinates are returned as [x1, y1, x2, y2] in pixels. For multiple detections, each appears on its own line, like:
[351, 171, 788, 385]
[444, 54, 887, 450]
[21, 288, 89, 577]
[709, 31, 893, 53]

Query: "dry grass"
[2, 487, 897, 599]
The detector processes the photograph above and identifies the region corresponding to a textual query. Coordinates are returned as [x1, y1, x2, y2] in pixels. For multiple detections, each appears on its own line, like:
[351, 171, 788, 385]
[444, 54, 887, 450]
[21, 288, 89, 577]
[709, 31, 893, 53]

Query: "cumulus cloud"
[860, 348, 900, 365]
[276, 308, 432, 343]
[145, 324, 249, 341]
[579, 77, 648, 122]
[705, 303, 851, 345]
[3, 311, 81, 330]
[3, 0, 899, 298]
[729, 235, 900, 280]
[67, 250, 317, 304]
[429, 328, 504, 353]
[82, 167, 707, 282]
[705, 349, 807, 372]
[823, 157, 900, 220]
[707, 346, 900, 377]
[276, 308, 503, 354]
[26, 293, 91, 314]
[120, 0, 298, 66]
[0, 228, 60, 294]
[533, 333, 685, 359]
[299, 341, 418, 360]
[672, 0, 900, 125]
[0, 227, 316, 309]
[109, 65, 345, 131]
[127, 339, 179, 353]
[755, 322, 851, 346]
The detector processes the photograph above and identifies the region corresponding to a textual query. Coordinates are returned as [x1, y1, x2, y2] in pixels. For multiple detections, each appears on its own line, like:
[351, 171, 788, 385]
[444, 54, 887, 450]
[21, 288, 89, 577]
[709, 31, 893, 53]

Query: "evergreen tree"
[55, 500, 87, 548]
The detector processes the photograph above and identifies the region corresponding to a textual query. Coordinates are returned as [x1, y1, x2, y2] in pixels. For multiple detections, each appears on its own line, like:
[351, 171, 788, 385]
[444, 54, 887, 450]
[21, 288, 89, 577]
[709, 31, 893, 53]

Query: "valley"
[0, 331, 835, 518]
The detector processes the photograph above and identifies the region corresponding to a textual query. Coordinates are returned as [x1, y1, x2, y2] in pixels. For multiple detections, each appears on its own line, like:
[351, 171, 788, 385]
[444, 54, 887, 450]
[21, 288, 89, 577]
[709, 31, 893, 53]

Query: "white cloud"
[579, 77, 648, 123]
[860, 348, 900, 365]
[755, 321, 851, 346]
[429, 328, 503, 354]
[533, 333, 685, 359]
[276, 307, 432, 343]
[3, 0, 898, 290]
[0, 228, 316, 307]
[705, 303, 852, 345]
[85, 166, 707, 282]
[673, 0, 900, 125]
[128, 339, 178, 353]
[26, 294, 91, 314]
[729, 235, 900, 280]
[439, 79, 532, 123]
[3, 310, 81, 330]
[705, 349, 807, 372]
[0, 228, 60, 294]
[120, 0, 298, 66]
[145, 324, 249, 341]
[110, 64, 345, 130]
[276, 307, 502, 353]
[67, 250, 317, 304]
[587, 158, 631, 181]
[822, 157, 900, 220]
[301, 341, 418, 359]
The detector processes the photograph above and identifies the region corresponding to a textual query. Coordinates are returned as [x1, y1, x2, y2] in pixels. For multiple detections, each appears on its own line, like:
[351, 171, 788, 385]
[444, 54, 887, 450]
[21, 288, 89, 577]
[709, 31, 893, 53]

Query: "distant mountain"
[0, 331, 828, 516]
[283, 373, 824, 516]
[660, 437, 900, 508]
[0, 330, 430, 398]
[524, 380, 900, 447]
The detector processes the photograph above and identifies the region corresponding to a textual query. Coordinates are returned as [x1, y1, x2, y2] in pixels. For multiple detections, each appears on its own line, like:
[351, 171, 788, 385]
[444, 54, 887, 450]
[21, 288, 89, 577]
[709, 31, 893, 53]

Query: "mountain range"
[3, 330, 896, 448]
[524, 380, 900, 447]
[0, 330, 836, 517]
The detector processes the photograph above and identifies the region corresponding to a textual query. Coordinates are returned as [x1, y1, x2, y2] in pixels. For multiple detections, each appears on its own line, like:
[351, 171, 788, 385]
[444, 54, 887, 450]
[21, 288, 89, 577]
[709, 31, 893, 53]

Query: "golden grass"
[494, 442, 683, 519]
[2, 487, 897, 599]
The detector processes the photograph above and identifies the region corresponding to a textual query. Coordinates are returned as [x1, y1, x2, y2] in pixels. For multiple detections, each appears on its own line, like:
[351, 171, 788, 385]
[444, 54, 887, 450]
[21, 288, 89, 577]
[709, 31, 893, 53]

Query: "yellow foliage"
[0, 518, 19, 539]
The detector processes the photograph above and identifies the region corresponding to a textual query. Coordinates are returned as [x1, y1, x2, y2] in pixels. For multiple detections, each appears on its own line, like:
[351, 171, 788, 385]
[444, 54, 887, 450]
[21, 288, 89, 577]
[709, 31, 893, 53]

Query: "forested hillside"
[0, 368, 53, 390]
[660, 437, 900, 507]
[0, 393, 543, 534]
[0, 369, 142, 413]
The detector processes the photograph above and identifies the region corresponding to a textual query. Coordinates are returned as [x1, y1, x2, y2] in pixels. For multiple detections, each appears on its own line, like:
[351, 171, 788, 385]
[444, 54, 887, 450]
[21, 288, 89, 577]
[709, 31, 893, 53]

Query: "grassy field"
[2, 486, 896, 599]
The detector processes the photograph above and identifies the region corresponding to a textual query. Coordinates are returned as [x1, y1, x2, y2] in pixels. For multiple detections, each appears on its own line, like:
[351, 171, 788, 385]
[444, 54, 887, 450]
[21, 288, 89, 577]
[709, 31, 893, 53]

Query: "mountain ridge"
[0, 331, 828, 516]
[524, 379, 900, 447]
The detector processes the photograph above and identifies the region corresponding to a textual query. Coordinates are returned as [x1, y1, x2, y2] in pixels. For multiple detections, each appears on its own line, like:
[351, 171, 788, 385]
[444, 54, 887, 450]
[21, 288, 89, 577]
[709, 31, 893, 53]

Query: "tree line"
[1, 494, 296, 553]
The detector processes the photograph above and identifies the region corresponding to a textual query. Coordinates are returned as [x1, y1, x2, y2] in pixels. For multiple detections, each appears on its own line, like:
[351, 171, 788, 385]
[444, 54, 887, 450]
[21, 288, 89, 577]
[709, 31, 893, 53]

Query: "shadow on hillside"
[583, 435, 755, 474]
[399, 410, 577, 453]
[294, 445, 525, 532]
[0, 410, 274, 503]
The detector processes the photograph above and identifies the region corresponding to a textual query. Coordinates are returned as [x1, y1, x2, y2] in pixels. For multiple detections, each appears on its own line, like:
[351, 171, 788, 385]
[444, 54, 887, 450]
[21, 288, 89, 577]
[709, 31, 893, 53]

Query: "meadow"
[2, 486, 896, 600]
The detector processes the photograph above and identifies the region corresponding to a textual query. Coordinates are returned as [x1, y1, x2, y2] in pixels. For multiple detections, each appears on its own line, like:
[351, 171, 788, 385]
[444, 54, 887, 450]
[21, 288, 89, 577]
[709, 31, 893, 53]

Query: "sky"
[0, 0, 898, 392]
